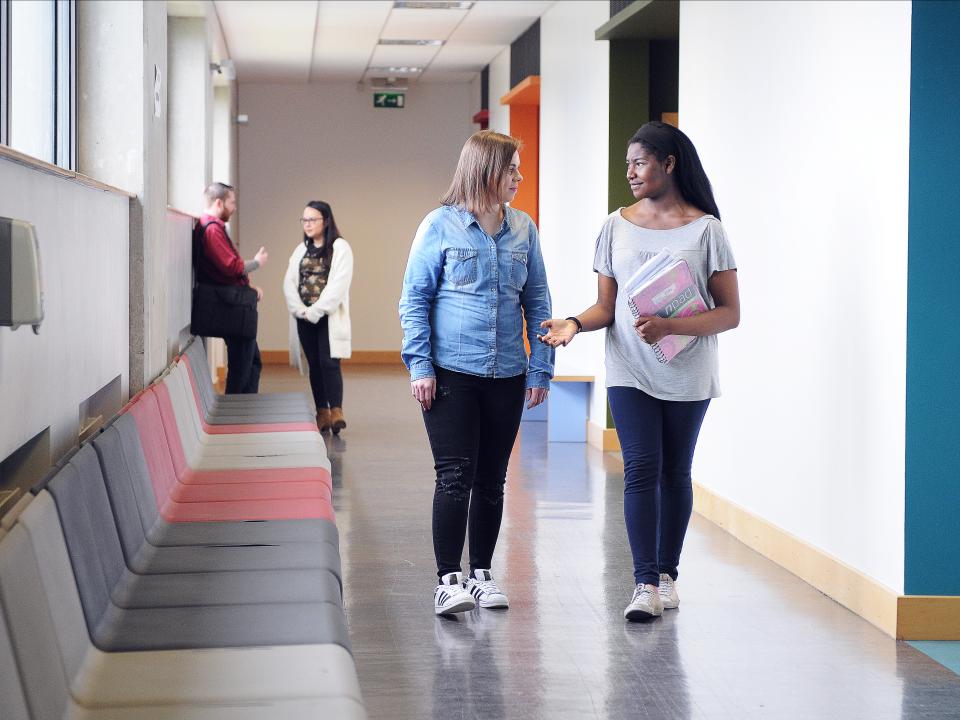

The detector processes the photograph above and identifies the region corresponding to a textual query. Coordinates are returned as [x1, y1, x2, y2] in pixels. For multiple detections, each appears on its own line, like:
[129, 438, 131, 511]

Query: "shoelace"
[659, 577, 674, 595]
[468, 578, 503, 596]
[631, 584, 657, 605]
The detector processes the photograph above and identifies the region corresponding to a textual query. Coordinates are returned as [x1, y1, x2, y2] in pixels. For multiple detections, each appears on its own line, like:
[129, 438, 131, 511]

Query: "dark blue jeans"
[223, 336, 261, 395]
[608, 386, 710, 586]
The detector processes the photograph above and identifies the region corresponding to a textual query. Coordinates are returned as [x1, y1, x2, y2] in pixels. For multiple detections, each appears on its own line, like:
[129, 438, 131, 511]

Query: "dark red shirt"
[195, 213, 248, 286]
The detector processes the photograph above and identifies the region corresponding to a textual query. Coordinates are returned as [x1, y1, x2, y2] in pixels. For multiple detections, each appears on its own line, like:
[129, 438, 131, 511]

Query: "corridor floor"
[261, 364, 960, 720]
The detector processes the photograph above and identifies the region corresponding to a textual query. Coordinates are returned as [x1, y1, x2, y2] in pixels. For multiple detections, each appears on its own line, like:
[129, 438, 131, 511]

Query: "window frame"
[0, 0, 9, 147]
[54, 0, 75, 169]
[0, 0, 75, 170]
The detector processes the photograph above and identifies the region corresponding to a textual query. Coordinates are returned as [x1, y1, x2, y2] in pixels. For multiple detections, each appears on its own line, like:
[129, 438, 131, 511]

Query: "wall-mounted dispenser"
[0, 217, 44, 334]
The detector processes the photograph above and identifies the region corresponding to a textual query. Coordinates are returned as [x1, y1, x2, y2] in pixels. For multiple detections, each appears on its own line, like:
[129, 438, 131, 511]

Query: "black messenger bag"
[190, 221, 259, 339]
[190, 282, 258, 339]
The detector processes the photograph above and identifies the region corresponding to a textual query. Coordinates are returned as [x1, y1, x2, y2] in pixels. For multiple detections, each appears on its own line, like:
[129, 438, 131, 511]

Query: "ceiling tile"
[214, 0, 317, 82]
[380, 7, 468, 41]
[311, 1, 392, 82]
[369, 44, 441, 68]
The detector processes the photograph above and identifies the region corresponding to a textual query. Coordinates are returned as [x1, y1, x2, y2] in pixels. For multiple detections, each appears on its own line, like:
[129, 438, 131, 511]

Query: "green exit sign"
[373, 92, 405, 109]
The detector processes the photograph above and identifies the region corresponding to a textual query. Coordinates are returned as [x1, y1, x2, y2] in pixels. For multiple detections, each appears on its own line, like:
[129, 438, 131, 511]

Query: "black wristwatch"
[565, 316, 583, 334]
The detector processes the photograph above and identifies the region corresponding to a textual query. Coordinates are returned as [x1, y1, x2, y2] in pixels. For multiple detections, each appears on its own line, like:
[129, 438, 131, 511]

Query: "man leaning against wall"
[195, 182, 268, 393]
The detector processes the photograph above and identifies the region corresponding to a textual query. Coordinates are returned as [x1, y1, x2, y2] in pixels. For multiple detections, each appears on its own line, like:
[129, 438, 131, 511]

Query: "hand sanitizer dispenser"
[0, 217, 44, 334]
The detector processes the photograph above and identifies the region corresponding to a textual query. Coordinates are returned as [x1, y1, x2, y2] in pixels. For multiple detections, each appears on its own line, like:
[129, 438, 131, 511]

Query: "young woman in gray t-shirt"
[540, 121, 740, 622]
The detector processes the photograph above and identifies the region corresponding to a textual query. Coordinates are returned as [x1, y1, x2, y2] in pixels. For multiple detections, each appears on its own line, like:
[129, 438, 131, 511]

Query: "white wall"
[488, 48, 511, 134]
[0, 160, 129, 461]
[539, 1, 610, 426]
[167, 16, 212, 215]
[679, 0, 911, 592]
[236, 82, 476, 352]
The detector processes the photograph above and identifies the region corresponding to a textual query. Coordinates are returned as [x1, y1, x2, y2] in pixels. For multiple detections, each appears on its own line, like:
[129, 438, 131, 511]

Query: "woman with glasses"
[399, 130, 554, 615]
[283, 200, 353, 433]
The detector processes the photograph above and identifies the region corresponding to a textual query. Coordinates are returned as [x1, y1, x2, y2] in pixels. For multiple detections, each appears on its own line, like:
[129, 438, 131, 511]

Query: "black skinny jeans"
[296, 316, 343, 409]
[223, 336, 261, 394]
[421, 366, 526, 579]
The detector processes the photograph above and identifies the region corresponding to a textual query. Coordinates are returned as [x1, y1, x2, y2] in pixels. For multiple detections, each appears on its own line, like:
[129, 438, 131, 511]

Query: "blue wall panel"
[905, 0, 960, 595]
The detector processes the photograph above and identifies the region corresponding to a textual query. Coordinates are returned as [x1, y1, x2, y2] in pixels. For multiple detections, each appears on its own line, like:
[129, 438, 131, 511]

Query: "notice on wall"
[154, 65, 162, 118]
[373, 92, 404, 109]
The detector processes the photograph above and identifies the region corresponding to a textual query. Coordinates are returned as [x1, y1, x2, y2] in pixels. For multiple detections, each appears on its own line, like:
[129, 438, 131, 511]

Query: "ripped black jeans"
[422, 365, 526, 579]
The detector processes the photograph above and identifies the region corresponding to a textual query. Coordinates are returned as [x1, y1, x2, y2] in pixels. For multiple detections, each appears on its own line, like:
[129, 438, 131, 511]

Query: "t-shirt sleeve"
[703, 219, 737, 276]
[593, 217, 615, 278]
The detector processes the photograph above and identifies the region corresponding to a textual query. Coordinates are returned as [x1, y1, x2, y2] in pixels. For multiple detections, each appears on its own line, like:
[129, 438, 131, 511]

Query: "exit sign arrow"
[373, 92, 405, 108]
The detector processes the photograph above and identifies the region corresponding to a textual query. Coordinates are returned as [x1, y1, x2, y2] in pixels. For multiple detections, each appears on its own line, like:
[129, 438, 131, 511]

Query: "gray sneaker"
[624, 583, 663, 621]
[658, 573, 679, 609]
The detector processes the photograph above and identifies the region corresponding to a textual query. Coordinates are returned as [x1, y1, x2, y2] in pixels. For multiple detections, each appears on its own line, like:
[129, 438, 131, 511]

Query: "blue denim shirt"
[399, 205, 554, 389]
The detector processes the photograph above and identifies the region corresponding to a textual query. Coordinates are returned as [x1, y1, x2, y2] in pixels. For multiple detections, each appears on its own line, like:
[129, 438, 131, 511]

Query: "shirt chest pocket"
[443, 248, 479, 287]
[508, 251, 528, 290]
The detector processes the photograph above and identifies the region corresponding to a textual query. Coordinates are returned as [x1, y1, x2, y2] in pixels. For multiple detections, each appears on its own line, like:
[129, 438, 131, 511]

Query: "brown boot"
[330, 407, 346, 435]
[316, 407, 332, 433]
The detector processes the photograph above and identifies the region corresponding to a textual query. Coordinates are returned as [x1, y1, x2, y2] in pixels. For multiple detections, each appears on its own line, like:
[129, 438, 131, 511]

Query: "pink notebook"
[626, 254, 708, 364]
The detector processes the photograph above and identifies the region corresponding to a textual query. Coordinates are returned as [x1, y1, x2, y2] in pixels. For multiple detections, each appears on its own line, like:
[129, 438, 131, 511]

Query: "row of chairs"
[0, 337, 366, 719]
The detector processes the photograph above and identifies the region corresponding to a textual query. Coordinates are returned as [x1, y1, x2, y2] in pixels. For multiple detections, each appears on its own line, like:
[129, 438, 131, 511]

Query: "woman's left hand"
[526, 387, 548, 409]
[634, 315, 670, 344]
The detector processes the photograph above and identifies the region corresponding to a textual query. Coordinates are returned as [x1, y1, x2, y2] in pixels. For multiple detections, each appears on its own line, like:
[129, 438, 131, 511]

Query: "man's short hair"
[204, 182, 234, 204]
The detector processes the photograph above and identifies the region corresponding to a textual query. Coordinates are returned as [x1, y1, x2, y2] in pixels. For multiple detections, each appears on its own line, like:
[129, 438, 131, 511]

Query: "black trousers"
[223, 336, 261, 394]
[421, 366, 526, 578]
[296, 317, 343, 409]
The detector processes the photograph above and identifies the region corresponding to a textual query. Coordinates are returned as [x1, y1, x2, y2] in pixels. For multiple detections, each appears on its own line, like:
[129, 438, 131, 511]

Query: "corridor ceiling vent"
[378, 39, 445, 46]
[393, 1, 475, 9]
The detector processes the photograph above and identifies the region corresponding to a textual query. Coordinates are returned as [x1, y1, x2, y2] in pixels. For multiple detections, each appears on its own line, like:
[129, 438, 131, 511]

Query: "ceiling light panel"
[393, 1, 474, 9]
[312, 0, 392, 81]
[367, 66, 424, 74]
[380, 7, 468, 41]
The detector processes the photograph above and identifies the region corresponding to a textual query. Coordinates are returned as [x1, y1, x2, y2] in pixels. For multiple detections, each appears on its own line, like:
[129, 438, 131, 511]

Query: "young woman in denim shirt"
[399, 130, 554, 616]
[541, 122, 740, 622]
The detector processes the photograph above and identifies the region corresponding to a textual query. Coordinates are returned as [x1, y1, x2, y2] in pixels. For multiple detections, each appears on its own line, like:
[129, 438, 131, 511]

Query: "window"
[0, 0, 75, 169]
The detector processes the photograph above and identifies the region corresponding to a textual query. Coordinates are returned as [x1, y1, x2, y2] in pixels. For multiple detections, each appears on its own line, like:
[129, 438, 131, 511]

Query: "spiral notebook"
[624, 249, 708, 364]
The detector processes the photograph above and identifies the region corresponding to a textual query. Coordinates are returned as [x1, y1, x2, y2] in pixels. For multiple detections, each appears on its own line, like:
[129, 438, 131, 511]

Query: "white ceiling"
[210, 0, 555, 85]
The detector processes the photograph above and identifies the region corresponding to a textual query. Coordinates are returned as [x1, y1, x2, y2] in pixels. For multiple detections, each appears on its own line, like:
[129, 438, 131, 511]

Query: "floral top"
[298, 243, 330, 305]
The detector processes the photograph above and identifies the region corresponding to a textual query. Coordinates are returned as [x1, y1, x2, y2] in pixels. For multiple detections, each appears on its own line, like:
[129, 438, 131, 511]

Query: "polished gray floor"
[262, 364, 960, 720]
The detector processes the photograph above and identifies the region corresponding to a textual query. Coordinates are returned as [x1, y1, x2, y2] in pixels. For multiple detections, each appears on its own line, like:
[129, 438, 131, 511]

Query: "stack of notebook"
[624, 249, 708, 364]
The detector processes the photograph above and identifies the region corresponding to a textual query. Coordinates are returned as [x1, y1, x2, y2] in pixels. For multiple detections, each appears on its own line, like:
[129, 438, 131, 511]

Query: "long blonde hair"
[440, 130, 522, 214]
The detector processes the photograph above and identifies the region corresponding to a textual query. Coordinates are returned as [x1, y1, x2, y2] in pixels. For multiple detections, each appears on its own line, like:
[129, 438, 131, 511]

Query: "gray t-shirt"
[593, 210, 737, 401]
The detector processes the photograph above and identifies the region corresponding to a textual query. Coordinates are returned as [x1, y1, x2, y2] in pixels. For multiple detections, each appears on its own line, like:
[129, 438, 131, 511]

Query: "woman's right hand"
[411, 377, 437, 411]
[539, 318, 579, 348]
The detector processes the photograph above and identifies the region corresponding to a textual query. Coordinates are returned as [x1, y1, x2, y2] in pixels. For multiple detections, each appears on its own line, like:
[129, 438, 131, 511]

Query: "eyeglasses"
[300, 217, 322, 225]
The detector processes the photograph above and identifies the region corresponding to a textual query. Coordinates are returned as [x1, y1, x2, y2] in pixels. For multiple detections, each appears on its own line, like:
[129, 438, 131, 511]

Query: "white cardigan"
[283, 237, 353, 368]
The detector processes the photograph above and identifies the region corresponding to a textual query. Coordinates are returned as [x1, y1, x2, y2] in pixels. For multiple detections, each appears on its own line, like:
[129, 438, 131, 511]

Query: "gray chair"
[46, 445, 343, 609]
[21, 489, 351, 652]
[92, 417, 342, 556]
[0, 515, 366, 716]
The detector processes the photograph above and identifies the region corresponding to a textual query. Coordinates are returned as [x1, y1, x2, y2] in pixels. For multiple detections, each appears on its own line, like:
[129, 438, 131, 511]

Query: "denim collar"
[449, 204, 515, 235]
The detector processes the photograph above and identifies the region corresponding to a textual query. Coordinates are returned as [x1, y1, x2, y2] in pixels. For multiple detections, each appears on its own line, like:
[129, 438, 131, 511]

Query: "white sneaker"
[463, 569, 509, 609]
[658, 573, 679, 609]
[624, 583, 663, 621]
[434, 572, 476, 615]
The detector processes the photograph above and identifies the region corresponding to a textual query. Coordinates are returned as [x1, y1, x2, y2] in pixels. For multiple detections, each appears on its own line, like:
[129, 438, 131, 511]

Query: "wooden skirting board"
[594, 431, 958, 639]
[692, 482, 959, 639]
[588, 421, 621, 452]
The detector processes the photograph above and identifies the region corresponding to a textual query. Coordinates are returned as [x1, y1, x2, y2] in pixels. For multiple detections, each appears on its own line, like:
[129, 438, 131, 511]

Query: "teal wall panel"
[905, 0, 960, 595]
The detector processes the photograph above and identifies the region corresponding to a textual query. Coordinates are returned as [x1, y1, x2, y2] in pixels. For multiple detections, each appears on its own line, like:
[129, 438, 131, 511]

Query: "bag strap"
[192, 221, 217, 288]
